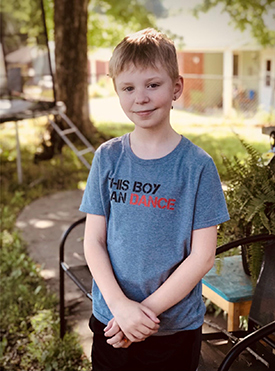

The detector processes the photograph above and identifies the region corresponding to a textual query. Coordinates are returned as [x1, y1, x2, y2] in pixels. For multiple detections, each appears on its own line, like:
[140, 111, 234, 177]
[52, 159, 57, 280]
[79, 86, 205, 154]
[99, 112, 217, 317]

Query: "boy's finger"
[103, 322, 112, 332]
[104, 318, 121, 337]
[104, 323, 120, 337]
[104, 317, 115, 332]
[106, 331, 124, 345]
[112, 338, 132, 348]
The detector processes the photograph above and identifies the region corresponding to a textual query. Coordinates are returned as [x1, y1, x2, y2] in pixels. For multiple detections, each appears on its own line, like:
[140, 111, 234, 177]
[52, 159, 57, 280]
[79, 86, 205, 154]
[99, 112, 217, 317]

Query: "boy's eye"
[124, 86, 134, 92]
[148, 83, 159, 89]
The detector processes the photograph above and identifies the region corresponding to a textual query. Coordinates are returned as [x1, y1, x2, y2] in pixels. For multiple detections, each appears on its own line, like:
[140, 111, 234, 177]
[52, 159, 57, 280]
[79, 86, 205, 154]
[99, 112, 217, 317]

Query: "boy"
[79, 28, 229, 371]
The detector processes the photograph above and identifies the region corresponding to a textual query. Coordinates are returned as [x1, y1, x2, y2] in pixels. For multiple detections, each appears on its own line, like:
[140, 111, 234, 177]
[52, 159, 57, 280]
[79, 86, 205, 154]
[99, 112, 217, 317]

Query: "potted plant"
[218, 139, 275, 284]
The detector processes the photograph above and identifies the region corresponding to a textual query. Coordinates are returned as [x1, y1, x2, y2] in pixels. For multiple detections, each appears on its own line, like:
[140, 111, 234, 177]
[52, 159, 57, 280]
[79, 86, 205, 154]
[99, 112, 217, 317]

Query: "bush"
[0, 227, 91, 370]
[20, 310, 89, 371]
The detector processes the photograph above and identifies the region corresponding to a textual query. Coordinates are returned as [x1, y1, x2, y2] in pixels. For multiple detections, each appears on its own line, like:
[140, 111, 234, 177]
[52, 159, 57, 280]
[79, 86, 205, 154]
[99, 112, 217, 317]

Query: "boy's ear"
[173, 76, 184, 100]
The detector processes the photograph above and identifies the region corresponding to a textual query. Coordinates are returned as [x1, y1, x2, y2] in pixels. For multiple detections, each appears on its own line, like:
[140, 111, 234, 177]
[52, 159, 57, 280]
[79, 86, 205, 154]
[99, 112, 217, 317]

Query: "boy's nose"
[135, 90, 150, 104]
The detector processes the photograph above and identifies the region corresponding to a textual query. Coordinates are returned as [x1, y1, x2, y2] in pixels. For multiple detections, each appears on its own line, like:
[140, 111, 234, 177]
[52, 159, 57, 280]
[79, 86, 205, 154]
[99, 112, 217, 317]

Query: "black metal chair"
[59, 216, 92, 338]
[202, 234, 275, 370]
[59, 217, 275, 369]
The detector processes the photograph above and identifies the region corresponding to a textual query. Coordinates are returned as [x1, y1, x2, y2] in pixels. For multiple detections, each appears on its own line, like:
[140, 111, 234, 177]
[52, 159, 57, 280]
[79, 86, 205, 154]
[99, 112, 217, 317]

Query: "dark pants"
[89, 315, 202, 371]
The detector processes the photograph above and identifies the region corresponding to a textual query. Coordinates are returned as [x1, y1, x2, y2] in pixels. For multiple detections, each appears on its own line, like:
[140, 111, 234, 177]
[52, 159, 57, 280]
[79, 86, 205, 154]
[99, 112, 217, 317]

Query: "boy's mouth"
[133, 108, 156, 116]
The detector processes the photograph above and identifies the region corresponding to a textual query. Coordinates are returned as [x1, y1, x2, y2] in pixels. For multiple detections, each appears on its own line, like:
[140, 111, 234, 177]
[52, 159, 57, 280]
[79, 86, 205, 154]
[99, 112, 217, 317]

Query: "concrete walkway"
[16, 189, 93, 360]
[15, 189, 230, 368]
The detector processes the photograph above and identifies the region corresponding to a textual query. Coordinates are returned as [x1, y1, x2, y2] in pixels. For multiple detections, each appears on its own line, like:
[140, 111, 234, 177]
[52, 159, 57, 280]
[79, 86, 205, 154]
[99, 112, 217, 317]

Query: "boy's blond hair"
[108, 28, 179, 82]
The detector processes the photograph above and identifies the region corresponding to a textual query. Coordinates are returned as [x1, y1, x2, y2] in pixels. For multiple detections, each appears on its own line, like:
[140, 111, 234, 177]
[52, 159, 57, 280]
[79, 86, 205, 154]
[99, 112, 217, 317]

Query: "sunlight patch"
[30, 219, 54, 229]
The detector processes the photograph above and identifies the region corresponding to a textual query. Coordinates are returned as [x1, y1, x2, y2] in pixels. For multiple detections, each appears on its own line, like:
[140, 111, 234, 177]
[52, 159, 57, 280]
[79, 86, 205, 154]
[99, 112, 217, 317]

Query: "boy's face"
[114, 63, 183, 131]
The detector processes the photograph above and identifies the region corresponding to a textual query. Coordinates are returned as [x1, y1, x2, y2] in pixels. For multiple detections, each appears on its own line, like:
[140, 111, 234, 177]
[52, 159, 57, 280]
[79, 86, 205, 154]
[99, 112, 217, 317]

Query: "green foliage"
[1, 0, 50, 42]
[87, 0, 157, 48]
[218, 138, 275, 281]
[1, 0, 55, 43]
[176, 131, 269, 181]
[204, 298, 225, 318]
[20, 311, 90, 371]
[222, 139, 275, 236]
[0, 226, 91, 370]
[193, 0, 275, 46]
[1, 0, 157, 48]
[0, 230, 55, 332]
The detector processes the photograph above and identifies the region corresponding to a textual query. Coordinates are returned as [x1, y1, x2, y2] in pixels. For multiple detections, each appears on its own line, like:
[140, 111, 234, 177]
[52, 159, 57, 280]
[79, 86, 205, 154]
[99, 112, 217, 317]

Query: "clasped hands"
[104, 299, 160, 348]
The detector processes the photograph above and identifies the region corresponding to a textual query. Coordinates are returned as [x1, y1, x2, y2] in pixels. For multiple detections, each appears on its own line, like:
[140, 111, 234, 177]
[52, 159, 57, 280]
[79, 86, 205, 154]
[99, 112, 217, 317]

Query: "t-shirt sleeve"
[193, 158, 230, 230]
[79, 149, 108, 216]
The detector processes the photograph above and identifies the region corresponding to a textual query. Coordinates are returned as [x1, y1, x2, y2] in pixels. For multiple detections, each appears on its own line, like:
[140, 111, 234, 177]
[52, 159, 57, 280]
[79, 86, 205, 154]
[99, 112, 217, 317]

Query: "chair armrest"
[59, 216, 86, 264]
[59, 216, 87, 338]
[216, 234, 275, 256]
[218, 321, 275, 371]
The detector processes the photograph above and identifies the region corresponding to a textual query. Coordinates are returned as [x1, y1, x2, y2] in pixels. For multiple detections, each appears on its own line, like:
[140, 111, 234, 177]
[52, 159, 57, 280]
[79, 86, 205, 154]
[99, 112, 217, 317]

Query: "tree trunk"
[54, 0, 95, 139]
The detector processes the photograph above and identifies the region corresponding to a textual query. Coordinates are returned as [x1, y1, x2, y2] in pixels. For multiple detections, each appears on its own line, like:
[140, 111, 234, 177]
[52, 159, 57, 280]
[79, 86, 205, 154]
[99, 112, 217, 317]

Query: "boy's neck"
[129, 127, 181, 160]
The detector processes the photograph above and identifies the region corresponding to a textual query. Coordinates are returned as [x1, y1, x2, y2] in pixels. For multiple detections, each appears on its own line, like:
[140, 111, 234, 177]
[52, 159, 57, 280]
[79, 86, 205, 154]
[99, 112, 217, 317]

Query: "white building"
[158, 0, 275, 116]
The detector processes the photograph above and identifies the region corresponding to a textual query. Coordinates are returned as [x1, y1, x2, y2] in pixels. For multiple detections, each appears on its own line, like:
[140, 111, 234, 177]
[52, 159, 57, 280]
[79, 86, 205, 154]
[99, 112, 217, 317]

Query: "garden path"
[15, 190, 93, 359]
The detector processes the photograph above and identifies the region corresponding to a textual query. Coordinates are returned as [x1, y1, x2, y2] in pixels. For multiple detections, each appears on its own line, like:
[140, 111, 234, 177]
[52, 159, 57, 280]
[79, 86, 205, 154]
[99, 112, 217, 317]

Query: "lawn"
[94, 101, 272, 180]
[1, 107, 272, 192]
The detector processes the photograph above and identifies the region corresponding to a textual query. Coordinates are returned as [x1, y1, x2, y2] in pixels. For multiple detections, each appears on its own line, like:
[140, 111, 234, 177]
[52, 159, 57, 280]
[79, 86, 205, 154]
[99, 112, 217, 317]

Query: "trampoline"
[0, 0, 94, 182]
[0, 1, 57, 123]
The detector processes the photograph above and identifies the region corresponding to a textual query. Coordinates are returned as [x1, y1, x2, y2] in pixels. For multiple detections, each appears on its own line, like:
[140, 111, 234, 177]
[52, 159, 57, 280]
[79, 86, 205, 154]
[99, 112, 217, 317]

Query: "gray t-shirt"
[80, 133, 229, 334]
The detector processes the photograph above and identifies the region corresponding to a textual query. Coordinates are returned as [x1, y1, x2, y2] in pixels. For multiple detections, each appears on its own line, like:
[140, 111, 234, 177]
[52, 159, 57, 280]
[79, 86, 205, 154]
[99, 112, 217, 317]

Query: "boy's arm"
[142, 225, 217, 316]
[83, 213, 159, 343]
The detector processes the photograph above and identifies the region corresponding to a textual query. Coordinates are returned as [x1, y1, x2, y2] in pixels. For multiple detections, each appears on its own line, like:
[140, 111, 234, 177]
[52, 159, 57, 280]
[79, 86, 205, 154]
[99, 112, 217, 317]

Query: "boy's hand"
[108, 299, 160, 344]
[104, 318, 132, 348]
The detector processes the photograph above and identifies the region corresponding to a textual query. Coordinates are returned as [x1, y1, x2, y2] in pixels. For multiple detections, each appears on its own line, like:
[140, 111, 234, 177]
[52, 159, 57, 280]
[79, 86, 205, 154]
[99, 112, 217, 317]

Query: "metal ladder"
[48, 106, 95, 169]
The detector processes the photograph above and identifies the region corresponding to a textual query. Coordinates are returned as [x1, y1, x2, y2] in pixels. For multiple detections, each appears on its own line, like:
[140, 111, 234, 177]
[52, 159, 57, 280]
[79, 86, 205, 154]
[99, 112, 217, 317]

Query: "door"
[260, 50, 275, 111]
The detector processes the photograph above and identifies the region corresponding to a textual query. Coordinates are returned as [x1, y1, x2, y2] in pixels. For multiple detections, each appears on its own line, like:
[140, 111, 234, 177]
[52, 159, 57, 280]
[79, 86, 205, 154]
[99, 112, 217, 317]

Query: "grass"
[95, 114, 271, 180]
[0, 110, 272, 369]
